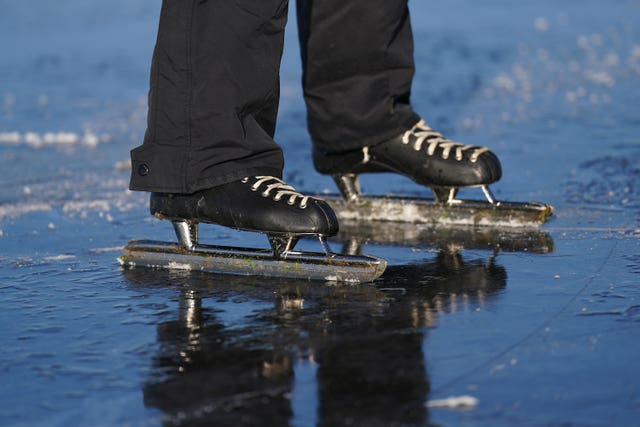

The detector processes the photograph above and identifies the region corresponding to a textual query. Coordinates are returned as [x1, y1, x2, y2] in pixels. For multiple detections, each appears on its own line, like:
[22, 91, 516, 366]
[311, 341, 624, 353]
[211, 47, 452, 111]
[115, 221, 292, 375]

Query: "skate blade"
[324, 195, 553, 228]
[118, 240, 387, 283]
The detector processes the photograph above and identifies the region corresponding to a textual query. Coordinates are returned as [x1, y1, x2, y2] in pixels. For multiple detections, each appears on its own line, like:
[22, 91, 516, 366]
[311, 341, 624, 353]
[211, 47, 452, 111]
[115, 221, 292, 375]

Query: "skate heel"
[172, 220, 199, 250]
[268, 234, 335, 258]
[267, 234, 300, 258]
[431, 186, 460, 204]
[332, 173, 362, 203]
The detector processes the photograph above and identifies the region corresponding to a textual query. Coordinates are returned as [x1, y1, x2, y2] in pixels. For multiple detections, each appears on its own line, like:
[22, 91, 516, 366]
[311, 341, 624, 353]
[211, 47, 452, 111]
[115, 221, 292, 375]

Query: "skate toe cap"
[305, 198, 339, 236]
[254, 197, 339, 236]
[425, 150, 502, 187]
[474, 150, 502, 184]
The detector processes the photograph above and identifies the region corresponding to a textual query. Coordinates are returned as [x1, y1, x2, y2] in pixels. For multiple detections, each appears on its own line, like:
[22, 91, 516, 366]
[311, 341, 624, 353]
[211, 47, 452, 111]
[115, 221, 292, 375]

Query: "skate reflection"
[335, 219, 554, 254]
[122, 250, 507, 426]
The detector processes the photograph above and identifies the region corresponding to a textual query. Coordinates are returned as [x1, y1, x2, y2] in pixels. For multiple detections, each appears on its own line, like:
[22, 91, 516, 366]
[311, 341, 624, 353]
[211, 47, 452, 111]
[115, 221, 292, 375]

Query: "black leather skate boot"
[314, 120, 502, 203]
[121, 176, 388, 281]
[150, 176, 338, 253]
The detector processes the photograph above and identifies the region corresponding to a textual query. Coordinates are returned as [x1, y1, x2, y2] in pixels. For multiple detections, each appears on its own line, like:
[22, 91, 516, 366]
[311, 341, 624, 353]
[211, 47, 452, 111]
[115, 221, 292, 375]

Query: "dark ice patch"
[565, 152, 640, 209]
[625, 253, 640, 274]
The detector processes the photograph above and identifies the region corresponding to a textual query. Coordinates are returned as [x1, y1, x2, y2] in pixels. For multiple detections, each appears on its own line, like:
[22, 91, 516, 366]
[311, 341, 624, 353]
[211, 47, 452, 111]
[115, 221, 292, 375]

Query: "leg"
[131, 0, 339, 240]
[297, 0, 419, 154]
[297, 0, 501, 201]
[130, 0, 289, 194]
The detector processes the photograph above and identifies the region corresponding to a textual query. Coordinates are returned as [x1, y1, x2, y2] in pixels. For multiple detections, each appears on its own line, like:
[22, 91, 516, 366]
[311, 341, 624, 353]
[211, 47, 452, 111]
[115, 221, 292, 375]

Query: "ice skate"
[120, 176, 386, 282]
[315, 120, 553, 228]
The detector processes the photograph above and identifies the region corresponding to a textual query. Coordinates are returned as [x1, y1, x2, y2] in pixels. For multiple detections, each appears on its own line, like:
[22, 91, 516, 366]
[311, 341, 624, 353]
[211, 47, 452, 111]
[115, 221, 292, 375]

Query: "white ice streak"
[0, 131, 106, 148]
[0, 132, 20, 143]
[426, 395, 479, 410]
[0, 186, 142, 220]
[90, 246, 124, 253]
[0, 202, 52, 219]
[44, 254, 76, 262]
[61, 200, 113, 219]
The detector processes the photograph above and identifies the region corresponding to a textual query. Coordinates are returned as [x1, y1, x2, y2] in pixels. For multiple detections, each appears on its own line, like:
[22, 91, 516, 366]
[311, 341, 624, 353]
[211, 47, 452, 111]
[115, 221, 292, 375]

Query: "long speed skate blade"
[118, 240, 386, 283]
[324, 195, 553, 228]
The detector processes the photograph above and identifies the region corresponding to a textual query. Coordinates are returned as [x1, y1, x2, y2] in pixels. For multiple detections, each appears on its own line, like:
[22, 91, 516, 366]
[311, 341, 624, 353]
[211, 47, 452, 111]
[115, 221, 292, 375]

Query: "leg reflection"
[315, 323, 429, 426]
[142, 286, 294, 427]
[310, 251, 506, 426]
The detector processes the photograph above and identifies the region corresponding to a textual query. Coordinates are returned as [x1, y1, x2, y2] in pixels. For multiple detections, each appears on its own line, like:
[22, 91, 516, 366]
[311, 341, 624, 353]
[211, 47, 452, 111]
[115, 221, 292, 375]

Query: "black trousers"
[130, 0, 419, 193]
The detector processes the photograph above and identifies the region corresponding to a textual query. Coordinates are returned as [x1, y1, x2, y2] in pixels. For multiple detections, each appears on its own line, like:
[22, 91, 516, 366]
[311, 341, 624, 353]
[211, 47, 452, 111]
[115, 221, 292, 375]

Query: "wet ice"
[2, 0, 640, 426]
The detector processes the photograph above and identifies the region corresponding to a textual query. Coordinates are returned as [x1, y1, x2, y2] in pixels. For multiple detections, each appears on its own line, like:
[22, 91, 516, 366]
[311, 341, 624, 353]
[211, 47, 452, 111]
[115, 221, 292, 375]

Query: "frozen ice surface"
[1, 0, 640, 426]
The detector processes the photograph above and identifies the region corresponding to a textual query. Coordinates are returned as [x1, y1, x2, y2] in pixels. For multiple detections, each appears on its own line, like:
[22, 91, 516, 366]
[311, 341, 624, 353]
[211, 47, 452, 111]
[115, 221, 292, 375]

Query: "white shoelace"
[242, 176, 310, 209]
[401, 120, 489, 162]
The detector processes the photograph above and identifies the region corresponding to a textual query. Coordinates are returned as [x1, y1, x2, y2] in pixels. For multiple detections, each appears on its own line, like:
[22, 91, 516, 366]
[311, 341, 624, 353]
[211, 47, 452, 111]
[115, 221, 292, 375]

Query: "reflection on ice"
[336, 219, 554, 255]
[121, 249, 506, 426]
